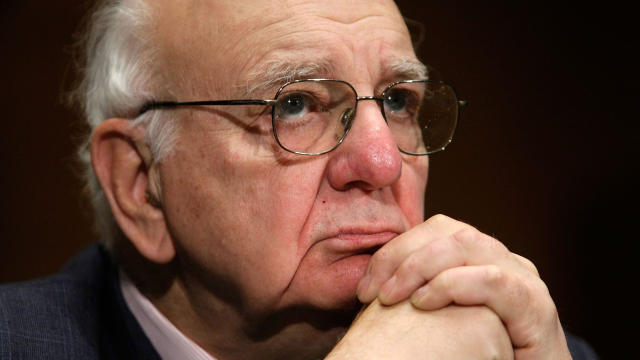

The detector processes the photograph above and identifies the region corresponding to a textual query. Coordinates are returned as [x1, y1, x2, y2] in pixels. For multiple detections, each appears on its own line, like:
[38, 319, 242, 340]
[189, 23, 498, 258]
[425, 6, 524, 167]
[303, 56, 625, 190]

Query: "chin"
[287, 253, 371, 311]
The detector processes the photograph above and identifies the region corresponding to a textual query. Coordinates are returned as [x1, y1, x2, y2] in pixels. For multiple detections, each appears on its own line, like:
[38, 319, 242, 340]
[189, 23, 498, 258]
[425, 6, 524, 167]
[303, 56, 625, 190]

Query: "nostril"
[343, 180, 372, 191]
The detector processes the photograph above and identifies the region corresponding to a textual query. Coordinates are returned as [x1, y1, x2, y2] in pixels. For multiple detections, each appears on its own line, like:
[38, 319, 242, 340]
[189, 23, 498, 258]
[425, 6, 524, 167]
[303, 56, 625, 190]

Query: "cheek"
[160, 134, 328, 310]
[394, 156, 429, 226]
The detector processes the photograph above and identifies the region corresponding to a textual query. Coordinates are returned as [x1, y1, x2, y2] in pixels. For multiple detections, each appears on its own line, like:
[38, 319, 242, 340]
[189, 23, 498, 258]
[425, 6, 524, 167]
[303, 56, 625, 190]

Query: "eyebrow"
[242, 60, 334, 98]
[388, 58, 428, 80]
[241, 57, 428, 98]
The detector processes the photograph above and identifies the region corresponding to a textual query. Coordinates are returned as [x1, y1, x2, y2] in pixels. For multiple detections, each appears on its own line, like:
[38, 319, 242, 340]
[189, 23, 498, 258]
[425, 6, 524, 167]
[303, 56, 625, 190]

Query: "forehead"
[151, 0, 417, 96]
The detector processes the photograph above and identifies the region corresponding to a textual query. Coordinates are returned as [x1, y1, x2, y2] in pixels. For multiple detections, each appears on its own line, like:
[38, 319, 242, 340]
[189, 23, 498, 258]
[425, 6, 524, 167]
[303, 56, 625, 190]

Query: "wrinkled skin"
[90, 0, 572, 359]
[154, 0, 426, 313]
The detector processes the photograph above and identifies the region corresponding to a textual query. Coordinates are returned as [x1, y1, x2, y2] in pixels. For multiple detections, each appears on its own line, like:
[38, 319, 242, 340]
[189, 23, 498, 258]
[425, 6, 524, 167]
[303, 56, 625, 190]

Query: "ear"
[90, 118, 175, 264]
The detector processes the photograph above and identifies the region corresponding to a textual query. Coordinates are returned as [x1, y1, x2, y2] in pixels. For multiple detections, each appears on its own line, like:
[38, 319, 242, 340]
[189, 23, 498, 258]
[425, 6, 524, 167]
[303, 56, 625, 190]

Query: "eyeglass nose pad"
[340, 107, 355, 130]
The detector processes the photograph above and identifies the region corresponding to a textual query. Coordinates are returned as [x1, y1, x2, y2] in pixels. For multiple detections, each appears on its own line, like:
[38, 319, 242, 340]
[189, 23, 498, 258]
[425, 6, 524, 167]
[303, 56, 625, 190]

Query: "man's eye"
[384, 89, 409, 113]
[277, 93, 313, 119]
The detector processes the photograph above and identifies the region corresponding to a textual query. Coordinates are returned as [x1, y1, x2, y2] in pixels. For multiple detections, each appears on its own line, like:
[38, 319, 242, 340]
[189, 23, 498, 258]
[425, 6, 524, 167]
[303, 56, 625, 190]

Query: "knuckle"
[510, 279, 560, 344]
[454, 227, 509, 254]
[480, 234, 507, 252]
[400, 253, 422, 274]
[453, 226, 480, 241]
[483, 265, 506, 287]
[512, 277, 532, 306]
[518, 300, 557, 348]
[452, 227, 477, 243]
[369, 247, 393, 275]
[528, 261, 540, 277]
[428, 213, 451, 224]
[372, 246, 392, 265]
[437, 269, 455, 291]
[452, 228, 484, 250]
[502, 272, 534, 309]
[516, 254, 540, 276]
[426, 237, 452, 257]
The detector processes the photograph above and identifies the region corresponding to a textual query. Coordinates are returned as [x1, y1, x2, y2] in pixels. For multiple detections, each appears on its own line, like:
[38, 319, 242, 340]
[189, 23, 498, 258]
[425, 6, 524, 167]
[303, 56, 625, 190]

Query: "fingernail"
[379, 276, 397, 303]
[410, 284, 430, 306]
[357, 274, 372, 300]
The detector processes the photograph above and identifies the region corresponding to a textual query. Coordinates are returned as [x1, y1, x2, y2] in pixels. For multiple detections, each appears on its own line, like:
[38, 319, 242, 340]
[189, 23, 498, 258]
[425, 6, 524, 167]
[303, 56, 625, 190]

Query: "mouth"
[325, 231, 398, 261]
[352, 243, 383, 260]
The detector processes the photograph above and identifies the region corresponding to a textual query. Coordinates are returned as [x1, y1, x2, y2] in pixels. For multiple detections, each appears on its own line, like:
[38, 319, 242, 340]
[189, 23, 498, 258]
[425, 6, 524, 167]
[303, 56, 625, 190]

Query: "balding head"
[85, 1, 430, 358]
[147, 0, 416, 99]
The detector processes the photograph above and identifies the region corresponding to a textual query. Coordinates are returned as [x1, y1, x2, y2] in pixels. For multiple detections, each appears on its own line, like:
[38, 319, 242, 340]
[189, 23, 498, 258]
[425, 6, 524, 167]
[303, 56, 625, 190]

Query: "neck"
[118, 243, 356, 360]
[151, 275, 356, 360]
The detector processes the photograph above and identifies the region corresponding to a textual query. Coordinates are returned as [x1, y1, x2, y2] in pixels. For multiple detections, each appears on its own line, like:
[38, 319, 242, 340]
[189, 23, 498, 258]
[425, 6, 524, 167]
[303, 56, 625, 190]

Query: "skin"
[355, 215, 571, 359]
[326, 302, 513, 359]
[153, 0, 426, 315]
[90, 0, 573, 359]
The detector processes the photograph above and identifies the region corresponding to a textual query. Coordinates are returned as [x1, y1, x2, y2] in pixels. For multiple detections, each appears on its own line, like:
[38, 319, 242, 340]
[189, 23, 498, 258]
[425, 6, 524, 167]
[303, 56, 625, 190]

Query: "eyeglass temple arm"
[138, 99, 277, 115]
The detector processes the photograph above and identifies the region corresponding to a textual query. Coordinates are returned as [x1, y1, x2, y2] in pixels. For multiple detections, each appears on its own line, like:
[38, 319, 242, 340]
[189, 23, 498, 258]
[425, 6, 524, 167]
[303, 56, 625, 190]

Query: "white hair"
[244, 57, 427, 99]
[75, 0, 177, 247]
[73, 1, 426, 247]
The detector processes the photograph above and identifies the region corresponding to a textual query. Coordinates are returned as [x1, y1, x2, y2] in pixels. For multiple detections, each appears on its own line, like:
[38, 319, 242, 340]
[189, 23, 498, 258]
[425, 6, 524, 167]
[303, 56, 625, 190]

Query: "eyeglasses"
[138, 79, 466, 156]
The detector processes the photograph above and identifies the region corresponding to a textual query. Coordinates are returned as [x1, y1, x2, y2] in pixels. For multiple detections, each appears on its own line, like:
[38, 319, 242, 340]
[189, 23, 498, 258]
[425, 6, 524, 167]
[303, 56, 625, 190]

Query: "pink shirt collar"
[120, 270, 217, 360]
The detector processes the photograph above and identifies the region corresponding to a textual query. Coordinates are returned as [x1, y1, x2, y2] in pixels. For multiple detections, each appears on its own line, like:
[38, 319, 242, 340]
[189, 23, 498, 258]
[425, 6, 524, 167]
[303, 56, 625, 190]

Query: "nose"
[326, 100, 403, 191]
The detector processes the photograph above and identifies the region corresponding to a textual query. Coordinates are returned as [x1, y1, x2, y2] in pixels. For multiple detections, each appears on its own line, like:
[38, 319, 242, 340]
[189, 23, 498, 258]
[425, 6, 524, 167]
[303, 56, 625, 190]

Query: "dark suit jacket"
[1, 244, 598, 359]
[0, 244, 160, 359]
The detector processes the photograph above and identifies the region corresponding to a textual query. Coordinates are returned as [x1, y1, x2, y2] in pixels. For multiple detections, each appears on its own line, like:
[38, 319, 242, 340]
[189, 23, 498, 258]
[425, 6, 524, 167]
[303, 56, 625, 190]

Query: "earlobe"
[90, 118, 175, 264]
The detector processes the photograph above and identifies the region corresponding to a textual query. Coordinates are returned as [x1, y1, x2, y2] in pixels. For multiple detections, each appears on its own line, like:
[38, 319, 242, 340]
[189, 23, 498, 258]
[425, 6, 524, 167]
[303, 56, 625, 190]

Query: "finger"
[410, 265, 555, 350]
[513, 253, 540, 277]
[376, 236, 466, 305]
[357, 214, 471, 303]
[378, 228, 512, 305]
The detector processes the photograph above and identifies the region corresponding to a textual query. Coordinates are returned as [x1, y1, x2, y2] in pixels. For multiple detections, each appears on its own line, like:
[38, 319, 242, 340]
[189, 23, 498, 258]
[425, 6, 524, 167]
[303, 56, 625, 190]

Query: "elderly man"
[0, 0, 597, 359]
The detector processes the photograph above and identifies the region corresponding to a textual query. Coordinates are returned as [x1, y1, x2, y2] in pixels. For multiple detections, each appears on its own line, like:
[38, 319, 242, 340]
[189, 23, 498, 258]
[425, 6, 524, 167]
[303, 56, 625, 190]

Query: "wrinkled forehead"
[150, 0, 417, 97]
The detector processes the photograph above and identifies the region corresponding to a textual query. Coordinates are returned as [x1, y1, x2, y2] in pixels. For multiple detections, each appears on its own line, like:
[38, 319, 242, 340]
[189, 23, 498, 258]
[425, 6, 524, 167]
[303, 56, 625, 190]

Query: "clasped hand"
[331, 215, 572, 359]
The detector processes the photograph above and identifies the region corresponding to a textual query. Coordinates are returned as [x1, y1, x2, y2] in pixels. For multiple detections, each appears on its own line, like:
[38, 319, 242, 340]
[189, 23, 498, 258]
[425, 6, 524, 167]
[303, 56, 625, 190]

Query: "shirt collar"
[120, 270, 217, 360]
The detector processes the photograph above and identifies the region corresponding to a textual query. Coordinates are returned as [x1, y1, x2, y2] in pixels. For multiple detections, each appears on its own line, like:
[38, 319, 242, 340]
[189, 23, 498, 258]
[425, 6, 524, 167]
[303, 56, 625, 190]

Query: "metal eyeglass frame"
[137, 78, 467, 156]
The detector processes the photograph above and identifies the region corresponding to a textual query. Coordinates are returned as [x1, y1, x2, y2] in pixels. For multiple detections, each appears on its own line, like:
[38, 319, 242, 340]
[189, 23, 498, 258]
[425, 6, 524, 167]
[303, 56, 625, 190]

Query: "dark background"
[1, 1, 636, 358]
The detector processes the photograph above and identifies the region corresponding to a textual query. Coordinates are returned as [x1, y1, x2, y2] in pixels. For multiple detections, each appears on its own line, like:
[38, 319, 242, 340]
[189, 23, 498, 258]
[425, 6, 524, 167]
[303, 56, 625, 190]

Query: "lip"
[322, 229, 400, 256]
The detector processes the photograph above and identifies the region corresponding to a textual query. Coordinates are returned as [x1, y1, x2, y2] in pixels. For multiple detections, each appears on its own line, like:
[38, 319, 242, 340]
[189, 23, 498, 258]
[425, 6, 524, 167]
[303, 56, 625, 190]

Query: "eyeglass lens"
[272, 80, 458, 155]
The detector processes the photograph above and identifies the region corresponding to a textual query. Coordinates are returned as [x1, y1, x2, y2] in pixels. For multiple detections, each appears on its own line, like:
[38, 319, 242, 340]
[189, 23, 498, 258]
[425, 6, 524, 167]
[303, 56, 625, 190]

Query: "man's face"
[152, 0, 428, 317]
